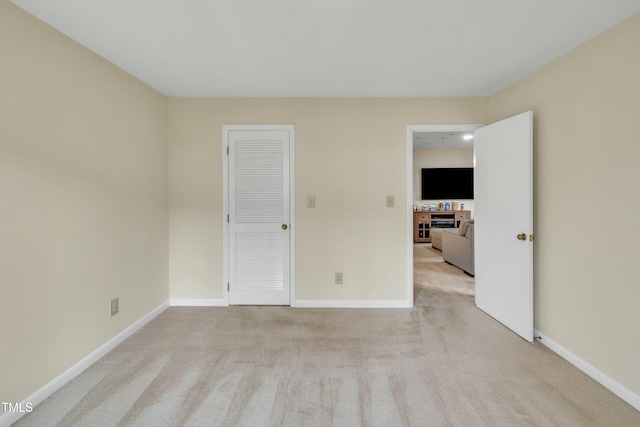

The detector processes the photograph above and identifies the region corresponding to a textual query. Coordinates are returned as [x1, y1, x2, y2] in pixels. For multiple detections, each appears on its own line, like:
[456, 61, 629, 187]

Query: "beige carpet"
[414, 244, 474, 296]
[14, 268, 640, 426]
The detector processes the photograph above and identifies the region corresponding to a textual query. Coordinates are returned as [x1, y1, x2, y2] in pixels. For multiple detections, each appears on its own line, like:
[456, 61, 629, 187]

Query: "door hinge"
[227, 214, 230, 223]
[227, 282, 230, 292]
[529, 234, 535, 241]
[227, 146, 229, 155]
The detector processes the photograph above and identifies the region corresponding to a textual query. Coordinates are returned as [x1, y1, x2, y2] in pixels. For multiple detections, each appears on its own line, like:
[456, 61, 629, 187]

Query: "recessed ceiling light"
[463, 134, 473, 140]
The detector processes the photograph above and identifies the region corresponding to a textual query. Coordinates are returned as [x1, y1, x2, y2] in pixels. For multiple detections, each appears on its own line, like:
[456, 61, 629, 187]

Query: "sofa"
[442, 219, 474, 276]
[430, 228, 458, 251]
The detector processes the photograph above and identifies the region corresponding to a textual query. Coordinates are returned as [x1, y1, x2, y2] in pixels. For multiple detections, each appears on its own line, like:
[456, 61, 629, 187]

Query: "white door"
[228, 128, 292, 305]
[474, 111, 534, 341]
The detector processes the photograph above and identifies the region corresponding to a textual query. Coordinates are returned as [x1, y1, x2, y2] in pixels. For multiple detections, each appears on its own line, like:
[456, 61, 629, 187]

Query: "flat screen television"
[421, 168, 474, 200]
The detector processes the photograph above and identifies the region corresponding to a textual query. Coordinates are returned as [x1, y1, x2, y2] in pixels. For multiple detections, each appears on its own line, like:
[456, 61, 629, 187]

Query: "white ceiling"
[10, 0, 640, 97]
[413, 132, 474, 149]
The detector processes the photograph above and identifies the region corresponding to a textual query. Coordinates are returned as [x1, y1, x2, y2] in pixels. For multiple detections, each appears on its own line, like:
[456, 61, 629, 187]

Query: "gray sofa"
[442, 220, 474, 276]
[430, 228, 458, 251]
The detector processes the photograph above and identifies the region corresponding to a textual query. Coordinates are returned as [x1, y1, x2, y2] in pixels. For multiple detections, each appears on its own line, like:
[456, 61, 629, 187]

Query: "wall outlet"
[110, 298, 119, 317]
[335, 272, 343, 285]
[386, 195, 394, 207]
[307, 196, 316, 208]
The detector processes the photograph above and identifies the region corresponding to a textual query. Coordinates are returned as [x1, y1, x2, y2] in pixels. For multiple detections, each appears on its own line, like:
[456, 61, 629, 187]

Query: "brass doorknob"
[517, 233, 526, 241]
[282, 224, 288, 230]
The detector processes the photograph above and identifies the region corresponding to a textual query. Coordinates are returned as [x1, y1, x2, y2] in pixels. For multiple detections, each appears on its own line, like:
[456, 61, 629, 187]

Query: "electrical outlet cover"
[110, 298, 119, 317]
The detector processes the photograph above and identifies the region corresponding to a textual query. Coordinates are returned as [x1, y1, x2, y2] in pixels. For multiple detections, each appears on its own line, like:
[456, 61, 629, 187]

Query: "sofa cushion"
[465, 223, 474, 238]
[458, 219, 474, 236]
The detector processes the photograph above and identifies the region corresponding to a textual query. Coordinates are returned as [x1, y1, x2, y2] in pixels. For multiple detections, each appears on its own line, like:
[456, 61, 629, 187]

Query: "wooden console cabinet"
[413, 210, 470, 243]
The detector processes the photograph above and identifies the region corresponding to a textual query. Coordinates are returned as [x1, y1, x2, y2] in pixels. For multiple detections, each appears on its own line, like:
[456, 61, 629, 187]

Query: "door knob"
[517, 233, 526, 241]
[282, 224, 288, 230]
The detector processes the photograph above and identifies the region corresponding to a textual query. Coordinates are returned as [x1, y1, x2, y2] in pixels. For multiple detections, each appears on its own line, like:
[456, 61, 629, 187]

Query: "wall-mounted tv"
[421, 168, 474, 200]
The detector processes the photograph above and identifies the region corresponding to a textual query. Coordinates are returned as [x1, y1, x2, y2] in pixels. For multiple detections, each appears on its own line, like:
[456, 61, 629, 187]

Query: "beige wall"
[489, 13, 640, 396]
[0, 2, 169, 406]
[168, 98, 487, 301]
[413, 147, 475, 216]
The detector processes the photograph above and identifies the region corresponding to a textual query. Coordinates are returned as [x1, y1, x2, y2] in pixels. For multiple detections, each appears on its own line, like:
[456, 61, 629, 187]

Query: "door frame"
[222, 124, 296, 307]
[406, 124, 483, 306]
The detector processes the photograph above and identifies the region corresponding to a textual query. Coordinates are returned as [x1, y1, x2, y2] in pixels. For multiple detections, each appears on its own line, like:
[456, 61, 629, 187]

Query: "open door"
[474, 111, 533, 341]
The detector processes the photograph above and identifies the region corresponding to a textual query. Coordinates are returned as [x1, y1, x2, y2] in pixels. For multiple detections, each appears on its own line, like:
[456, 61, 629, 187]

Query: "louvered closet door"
[229, 130, 290, 305]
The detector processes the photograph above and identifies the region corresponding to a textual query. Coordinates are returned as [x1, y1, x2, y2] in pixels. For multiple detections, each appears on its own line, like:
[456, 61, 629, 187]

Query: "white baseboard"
[0, 300, 170, 427]
[169, 298, 409, 308]
[535, 329, 640, 412]
[295, 299, 411, 308]
[170, 298, 227, 307]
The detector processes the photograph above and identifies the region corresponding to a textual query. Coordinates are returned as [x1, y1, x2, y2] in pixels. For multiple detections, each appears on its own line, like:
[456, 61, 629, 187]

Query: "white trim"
[169, 298, 227, 307]
[535, 329, 640, 412]
[289, 127, 296, 307]
[408, 124, 484, 133]
[295, 300, 411, 308]
[222, 126, 230, 306]
[222, 125, 296, 307]
[0, 301, 170, 427]
[406, 126, 414, 308]
[406, 124, 484, 309]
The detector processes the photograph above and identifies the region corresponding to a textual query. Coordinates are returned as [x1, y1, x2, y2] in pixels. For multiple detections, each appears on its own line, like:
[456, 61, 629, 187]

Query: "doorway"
[407, 125, 482, 302]
[407, 113, 534, 342]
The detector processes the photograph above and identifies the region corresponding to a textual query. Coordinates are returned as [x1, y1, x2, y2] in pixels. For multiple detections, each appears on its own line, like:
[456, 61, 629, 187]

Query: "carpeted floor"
[13, 249, 640, 426]
[414, 244, 474, 296]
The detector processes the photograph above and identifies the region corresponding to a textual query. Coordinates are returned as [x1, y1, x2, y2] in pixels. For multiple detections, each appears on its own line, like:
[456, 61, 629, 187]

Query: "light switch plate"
[386, 195, 394, 207]
[307, 196, 315, 208]
[110, 298, 119, 317]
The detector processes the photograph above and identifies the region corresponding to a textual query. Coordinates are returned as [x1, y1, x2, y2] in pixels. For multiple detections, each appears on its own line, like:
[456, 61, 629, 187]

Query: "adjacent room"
[2, 0, 640, 425]
[412, 131, 477, 296]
